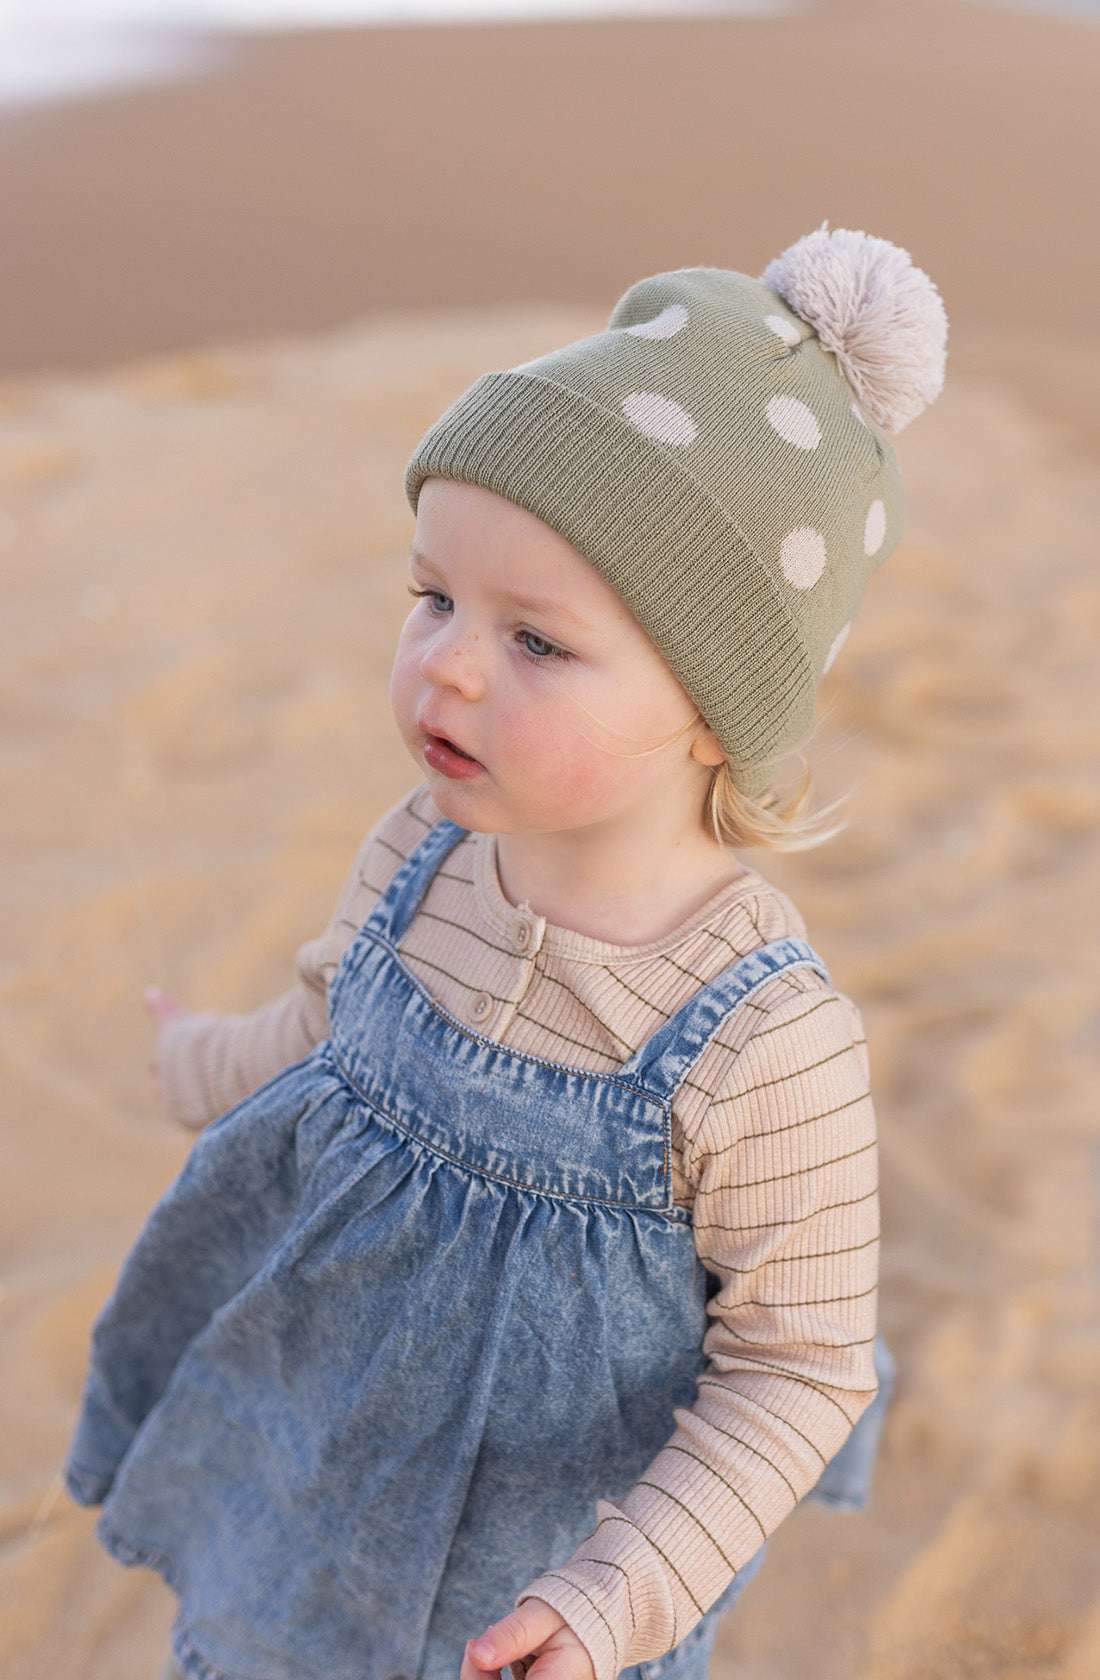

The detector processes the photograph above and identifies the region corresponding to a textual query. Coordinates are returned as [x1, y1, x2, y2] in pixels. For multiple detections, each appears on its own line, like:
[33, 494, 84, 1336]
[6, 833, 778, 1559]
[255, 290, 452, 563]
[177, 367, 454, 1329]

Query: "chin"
[422, 774, 498, 833]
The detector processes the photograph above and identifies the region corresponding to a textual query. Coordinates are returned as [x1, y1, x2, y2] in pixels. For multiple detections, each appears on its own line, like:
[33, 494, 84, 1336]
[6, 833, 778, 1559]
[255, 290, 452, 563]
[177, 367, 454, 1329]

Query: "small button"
[514, 919, 532, 953]
[469, 991, 494, 1024]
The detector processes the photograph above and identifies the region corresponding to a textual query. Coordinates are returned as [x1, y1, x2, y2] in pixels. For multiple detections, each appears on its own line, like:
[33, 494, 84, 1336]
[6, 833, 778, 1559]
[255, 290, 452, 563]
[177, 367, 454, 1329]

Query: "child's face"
[391, 480, 722, 844]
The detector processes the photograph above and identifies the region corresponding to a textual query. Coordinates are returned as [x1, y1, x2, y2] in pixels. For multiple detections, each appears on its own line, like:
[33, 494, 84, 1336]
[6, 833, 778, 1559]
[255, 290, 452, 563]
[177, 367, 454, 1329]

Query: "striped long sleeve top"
[159, 786, 879, 1680]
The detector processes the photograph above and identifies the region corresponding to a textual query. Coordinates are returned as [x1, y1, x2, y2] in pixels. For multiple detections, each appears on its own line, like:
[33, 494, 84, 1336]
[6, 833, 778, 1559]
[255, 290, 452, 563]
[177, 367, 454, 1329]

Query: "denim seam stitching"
[628, 952, 831, 1094]
[331, 1046, 689, 1219]
[346, 928, 673, 1104]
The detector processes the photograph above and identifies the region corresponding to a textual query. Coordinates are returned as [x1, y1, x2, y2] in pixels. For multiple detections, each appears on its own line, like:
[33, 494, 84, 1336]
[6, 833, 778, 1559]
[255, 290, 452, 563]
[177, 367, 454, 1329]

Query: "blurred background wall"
[1, 0, 1098, 445]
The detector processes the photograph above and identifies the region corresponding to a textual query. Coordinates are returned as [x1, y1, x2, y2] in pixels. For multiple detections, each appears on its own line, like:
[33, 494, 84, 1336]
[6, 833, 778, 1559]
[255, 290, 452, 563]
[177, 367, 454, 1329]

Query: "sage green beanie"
[405, 226, 947, 795]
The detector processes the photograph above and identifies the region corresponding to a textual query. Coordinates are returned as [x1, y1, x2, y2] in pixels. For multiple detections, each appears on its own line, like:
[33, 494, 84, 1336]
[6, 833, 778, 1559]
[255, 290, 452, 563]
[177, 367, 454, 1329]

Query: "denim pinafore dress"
[67, 820, 889, 1680]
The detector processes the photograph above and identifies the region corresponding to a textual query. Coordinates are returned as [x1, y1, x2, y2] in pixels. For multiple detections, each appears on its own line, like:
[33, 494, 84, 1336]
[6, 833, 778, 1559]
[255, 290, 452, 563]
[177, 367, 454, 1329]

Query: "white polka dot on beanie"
[621, 390, 698, 447]
[407, 225, 948, 794]
[864, 499, 887, 556]
[765, 313, 802, 348]
[766, 394, 822, 451]
[780, 527, 828, 588]
[625, 304, 689, 340]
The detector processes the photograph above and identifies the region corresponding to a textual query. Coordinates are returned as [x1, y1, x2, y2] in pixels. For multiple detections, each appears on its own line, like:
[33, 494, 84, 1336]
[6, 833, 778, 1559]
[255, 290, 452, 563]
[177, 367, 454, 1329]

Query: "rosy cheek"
[389, 626, 422, 735]
[513, 710, 621, 806]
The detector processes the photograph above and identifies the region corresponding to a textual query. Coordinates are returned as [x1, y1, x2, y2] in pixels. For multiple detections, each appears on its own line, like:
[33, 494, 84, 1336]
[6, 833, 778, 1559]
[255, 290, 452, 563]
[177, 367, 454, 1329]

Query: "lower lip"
[422, 733, 485, 780]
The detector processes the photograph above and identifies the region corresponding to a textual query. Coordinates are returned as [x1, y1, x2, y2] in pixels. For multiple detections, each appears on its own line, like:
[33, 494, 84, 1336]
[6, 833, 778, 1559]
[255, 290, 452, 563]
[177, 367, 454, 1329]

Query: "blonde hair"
[706, 753, 845, 853]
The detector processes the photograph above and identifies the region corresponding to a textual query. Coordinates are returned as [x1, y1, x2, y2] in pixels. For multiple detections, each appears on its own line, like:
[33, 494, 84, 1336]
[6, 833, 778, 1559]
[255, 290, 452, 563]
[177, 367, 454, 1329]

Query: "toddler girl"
[67, 226, 946, 1680]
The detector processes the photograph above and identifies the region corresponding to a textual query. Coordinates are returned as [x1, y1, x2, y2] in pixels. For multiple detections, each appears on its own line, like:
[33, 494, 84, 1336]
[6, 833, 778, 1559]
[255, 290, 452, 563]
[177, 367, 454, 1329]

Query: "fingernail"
[471, 1640, 494, 1662]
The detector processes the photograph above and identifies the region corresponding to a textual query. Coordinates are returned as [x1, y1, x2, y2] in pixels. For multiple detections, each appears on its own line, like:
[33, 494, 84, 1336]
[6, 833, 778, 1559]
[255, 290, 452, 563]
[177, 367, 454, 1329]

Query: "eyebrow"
[409, 549, 600, 634]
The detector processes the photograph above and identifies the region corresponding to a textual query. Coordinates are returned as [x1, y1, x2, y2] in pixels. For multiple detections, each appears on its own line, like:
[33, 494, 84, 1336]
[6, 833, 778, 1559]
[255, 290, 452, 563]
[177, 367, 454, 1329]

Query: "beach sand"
[2, 4, 1099, 1678]
[3, 303, 1099, 1680]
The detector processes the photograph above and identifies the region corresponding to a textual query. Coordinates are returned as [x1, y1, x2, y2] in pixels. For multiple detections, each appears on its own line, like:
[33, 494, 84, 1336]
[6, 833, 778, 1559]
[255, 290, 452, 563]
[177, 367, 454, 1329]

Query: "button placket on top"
[491, 904, 544, 1036]
[462, 907, 546, 1034]
[455, 841, 547, 1037]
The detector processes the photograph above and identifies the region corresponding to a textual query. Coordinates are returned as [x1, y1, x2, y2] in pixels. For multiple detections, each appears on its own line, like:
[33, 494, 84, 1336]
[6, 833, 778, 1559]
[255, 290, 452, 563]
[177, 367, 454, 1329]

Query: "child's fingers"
[466, 1603, 566, 1671]
[143, 988, 187, 1089]
[518, 1645, 592, 1680]
[144, 986, 184, 1024]
[460, 1639, 504, 1680]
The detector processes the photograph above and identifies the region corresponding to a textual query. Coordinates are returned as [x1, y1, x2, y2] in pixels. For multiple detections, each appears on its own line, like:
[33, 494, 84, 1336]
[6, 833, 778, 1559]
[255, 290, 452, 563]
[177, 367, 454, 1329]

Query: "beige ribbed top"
[159, 787, 879, 1680]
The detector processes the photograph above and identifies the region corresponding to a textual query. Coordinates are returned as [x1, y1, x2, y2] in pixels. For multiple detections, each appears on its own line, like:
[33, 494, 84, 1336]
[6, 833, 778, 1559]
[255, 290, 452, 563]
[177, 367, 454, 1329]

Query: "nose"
[418, 618, 486, 700]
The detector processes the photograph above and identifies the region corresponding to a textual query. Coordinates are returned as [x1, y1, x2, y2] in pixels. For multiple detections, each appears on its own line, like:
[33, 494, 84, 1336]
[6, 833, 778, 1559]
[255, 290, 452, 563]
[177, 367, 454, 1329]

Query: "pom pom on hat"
[762, 225, 947, 434]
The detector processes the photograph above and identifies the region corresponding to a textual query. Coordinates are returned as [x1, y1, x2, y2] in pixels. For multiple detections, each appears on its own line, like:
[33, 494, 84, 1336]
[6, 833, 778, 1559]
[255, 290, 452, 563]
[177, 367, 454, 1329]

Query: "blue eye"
[519, 630, 568, 661]
[408, 586, 453, 614]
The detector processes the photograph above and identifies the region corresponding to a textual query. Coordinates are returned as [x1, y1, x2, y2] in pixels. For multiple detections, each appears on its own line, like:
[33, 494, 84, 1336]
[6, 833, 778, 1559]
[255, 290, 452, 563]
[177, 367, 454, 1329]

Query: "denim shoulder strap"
[366, 817, 469, 944]
[619, 937, 831, 1103]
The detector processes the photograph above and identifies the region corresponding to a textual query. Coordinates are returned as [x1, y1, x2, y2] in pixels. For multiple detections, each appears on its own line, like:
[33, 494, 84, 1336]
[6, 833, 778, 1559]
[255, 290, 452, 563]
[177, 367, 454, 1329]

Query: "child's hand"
[462, 1601, 595, 1680]
[144, 986, 186, 1042]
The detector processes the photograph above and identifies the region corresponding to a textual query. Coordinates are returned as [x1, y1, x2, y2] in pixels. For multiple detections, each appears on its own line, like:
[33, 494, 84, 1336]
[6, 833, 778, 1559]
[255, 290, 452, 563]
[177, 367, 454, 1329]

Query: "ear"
[689, 724, 726, 769]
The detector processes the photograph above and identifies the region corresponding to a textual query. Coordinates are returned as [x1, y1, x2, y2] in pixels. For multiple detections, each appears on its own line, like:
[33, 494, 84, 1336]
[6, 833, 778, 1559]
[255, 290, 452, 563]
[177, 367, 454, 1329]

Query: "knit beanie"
[405, 226, 947, 796]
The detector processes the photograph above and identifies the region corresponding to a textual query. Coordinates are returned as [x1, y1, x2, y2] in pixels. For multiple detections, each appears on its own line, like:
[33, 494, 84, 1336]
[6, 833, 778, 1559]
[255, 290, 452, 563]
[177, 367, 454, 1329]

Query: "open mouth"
[422, 732, 484, 779]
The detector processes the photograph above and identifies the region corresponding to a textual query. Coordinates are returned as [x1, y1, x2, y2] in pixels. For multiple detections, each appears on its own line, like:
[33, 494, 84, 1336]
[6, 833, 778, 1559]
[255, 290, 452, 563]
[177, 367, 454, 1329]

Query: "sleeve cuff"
[517, 1575, 623, 1680]
[158, 1012, 234, 1130]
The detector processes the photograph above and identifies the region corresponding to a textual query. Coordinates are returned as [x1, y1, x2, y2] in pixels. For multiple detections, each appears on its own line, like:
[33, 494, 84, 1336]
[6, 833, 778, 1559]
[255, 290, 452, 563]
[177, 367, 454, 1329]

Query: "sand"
[2, 300, 1099, 1678]
[2, 3, 1100, 1676]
